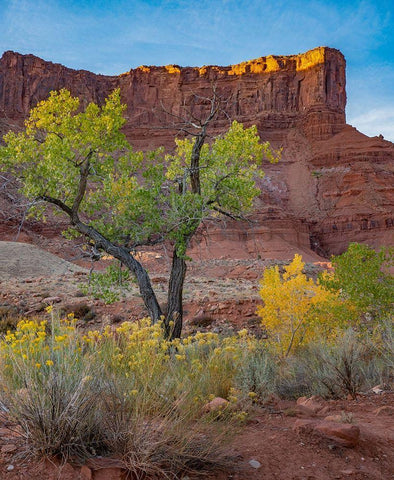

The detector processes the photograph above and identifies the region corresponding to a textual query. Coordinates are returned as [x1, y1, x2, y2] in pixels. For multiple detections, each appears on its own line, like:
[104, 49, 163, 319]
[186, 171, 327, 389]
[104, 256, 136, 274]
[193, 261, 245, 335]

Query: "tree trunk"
[165, 248, 187, 339]
[74, 219, 163, 323]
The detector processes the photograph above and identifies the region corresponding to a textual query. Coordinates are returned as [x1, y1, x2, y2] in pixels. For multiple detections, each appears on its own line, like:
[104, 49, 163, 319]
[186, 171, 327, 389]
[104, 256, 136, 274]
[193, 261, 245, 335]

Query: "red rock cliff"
[0, 47, 392, 259]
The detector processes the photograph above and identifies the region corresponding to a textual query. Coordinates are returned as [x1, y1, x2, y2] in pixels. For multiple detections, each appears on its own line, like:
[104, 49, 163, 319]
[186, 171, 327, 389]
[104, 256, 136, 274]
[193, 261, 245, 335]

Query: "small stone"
[249, 459, 261, 469]
[340, 469, 356, 476]
[324, 414, 343, 423]
[43, 296, 62, 304]
[293, 419, 317, 435]
[202, 397, 229, 413]
[294, 404, 316, 417]
[6, 465, 14, 471]
[371, 385, 384, 394]
[296, 395, 324, 414]
[80, 465, 93, 480]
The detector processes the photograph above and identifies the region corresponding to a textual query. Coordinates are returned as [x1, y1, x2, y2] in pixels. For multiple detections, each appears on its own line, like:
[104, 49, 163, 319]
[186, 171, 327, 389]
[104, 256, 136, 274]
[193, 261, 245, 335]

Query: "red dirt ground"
[0, 393, 392, 480]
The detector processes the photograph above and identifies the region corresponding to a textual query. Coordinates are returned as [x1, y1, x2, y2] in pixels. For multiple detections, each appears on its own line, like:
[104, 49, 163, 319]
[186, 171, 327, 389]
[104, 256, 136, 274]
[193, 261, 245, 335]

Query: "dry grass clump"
[0, 313, 103, 460]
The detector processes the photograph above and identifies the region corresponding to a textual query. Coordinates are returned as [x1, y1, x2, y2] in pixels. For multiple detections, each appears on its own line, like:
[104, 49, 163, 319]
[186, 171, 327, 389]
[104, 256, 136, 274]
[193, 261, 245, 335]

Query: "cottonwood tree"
[0, 89, 279, 338]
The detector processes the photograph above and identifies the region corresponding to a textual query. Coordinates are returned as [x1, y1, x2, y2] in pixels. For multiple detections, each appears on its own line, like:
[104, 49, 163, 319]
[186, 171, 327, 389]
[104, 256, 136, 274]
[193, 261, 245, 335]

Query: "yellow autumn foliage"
[257, 254, 353, 357]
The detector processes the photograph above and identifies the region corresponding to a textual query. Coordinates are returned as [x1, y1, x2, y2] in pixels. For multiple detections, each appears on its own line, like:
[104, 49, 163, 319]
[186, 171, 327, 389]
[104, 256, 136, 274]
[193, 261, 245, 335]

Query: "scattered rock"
[248, 459, 261, 469]
[203, 397, 229, 413]
[324, 414, 343, 423]
[80, 465, 93, 480]
[294, 404, 317, 417]
[340, 469, 357, 476]
[293, 419, 317, 435]
[62, 302, 95, 321]
[43, 296, 62, 304]
[315, 422, 360, 448]
[319, 406, 332, 416]
[293, 419, 360, 448]
[110, 314, 124, 324]
[371, 385, 384, 395]
[6, 465, 14, 471]
[86, 458, 125, 480]
[296, 395, 324, 414]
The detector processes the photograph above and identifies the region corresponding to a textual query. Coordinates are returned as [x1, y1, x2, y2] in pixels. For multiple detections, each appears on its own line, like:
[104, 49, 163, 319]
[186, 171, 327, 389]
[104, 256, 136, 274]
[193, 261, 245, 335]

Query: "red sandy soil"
[0, 393, 392, 480]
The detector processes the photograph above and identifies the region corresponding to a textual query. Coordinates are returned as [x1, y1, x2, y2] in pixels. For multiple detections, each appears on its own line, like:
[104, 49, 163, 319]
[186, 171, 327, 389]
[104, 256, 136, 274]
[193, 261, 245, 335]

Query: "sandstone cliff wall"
[0, 47, 392, 258]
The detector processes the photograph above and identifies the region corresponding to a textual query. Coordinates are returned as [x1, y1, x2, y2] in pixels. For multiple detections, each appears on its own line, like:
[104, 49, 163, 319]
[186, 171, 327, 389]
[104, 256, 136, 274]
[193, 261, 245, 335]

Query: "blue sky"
[0, 0, 393, 141]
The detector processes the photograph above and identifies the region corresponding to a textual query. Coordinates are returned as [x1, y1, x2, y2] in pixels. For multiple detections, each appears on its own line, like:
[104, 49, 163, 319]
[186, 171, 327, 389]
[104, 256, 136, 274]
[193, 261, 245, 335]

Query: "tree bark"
[73, 219, 163, 323]
[166, 248, 187, 339]
[38, 193, 163, 323]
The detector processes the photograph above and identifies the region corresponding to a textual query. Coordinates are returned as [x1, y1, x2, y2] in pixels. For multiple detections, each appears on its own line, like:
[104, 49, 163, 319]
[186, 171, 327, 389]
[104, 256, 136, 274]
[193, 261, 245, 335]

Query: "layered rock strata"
[0, 47, 392, 258]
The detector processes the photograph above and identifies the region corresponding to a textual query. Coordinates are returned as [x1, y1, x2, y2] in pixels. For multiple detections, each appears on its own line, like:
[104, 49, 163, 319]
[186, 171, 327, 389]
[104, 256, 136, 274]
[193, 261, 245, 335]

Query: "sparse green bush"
[288, 329, 386, 399]
[234, 343, 277, 401]
[80, 261, 133, 304]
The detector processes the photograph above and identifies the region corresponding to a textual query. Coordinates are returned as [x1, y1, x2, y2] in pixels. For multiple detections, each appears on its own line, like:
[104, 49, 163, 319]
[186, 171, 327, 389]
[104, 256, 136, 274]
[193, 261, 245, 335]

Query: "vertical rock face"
[0, 47, 392, 259]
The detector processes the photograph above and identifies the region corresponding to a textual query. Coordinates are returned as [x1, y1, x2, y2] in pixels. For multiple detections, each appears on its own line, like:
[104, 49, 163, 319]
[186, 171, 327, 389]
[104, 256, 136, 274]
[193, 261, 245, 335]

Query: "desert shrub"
[290, 329, 383, 399]
[234, 343, 277, 401]
[0, 314, 19, 335]
[368, 318, 394, 385]
[97, 374, 233, 478]
[89, 323, 257, 477]
[257, 254, 356, 357]
[275, 357, 313, 399]
[0, 311, 103, 460]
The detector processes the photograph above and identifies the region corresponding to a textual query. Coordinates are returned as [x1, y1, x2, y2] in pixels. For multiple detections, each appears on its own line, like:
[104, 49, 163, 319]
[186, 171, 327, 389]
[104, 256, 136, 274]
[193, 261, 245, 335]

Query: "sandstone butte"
[0, 46, 393, 261]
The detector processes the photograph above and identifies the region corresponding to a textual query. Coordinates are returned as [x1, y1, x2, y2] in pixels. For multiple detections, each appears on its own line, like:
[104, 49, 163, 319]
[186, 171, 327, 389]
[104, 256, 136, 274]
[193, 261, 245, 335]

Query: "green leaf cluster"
[320, 243, 393, 319]
[1, 89, 127, 217]
[1, 89, 279, 256]
[80, 262, 133, 304]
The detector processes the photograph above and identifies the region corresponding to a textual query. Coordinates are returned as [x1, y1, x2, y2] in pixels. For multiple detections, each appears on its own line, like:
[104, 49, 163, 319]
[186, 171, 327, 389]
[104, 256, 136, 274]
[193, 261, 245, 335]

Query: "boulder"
[293, 419, 360, 447]
[296, 395, 324, 414]
[203, 397, 229, 413]
[315, 421, 360, 448]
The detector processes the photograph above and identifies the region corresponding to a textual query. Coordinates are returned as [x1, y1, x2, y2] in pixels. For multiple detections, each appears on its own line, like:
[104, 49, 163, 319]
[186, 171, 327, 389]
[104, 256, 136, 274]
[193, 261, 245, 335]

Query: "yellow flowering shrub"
[0, 310, 266, 471]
